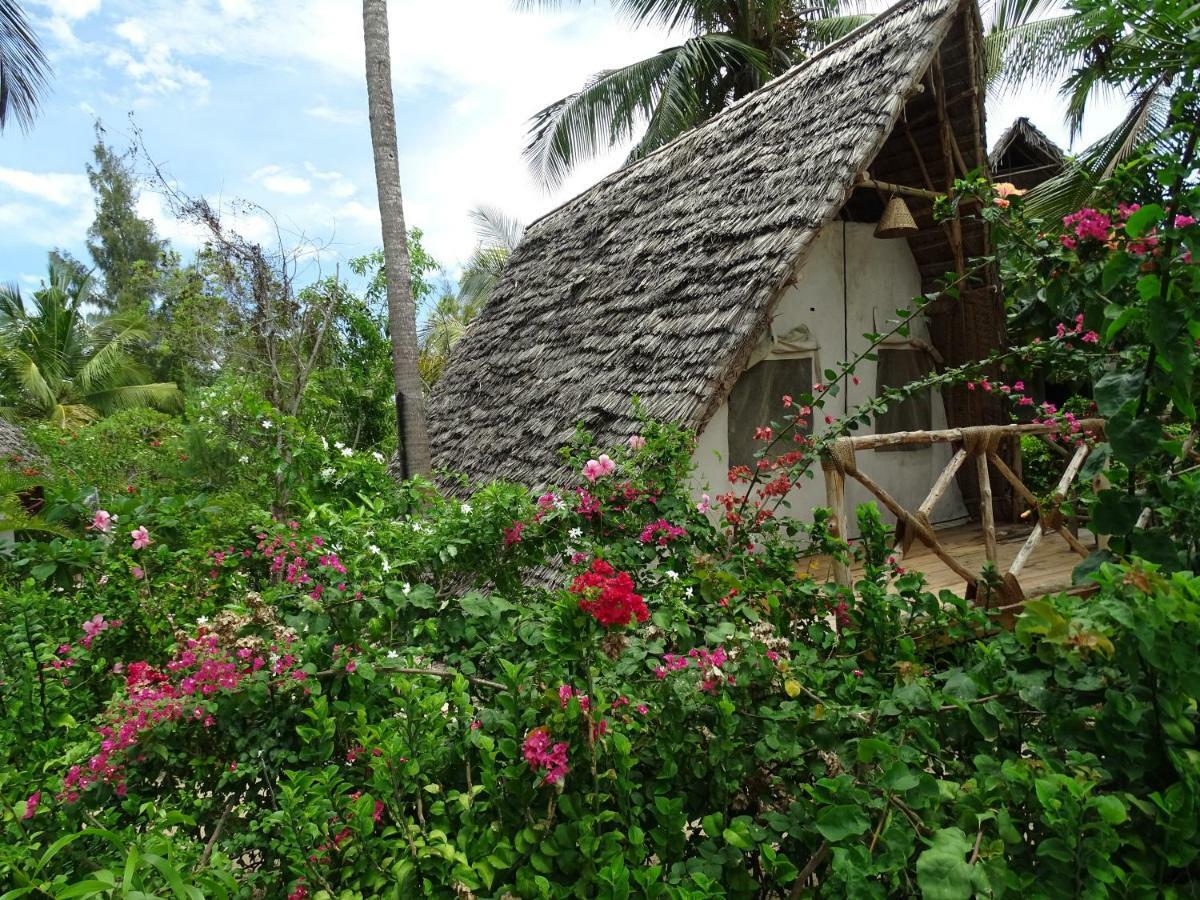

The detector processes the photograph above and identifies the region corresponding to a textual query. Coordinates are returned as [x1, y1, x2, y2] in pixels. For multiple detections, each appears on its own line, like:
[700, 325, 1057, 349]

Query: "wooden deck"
[841, 522, 1096, 600]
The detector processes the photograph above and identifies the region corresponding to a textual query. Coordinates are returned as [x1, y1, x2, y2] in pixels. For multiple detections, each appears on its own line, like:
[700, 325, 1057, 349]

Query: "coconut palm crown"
[0, 263, 182, 427]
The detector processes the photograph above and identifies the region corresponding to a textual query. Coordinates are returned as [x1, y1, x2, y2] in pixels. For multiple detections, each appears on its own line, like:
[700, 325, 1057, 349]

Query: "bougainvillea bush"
[2, 409, 1199, 898]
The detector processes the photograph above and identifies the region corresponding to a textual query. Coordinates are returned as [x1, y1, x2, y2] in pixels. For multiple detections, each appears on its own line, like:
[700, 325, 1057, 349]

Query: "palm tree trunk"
[362, 0, 431, 476]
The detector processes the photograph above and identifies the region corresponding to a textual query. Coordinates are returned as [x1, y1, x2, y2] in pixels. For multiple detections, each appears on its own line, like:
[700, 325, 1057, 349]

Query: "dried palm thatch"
[430, 0, 992, 489]
[990, 116, 1065, 190]
[0, 417, 40, 467]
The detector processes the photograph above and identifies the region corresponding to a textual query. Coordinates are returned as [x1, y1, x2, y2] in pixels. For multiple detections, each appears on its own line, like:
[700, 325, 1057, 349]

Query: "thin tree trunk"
[363, 0, 431, 476]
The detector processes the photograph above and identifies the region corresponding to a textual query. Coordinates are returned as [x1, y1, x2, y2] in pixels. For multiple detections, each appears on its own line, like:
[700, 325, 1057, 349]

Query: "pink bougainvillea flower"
[1174, 214, 1196, 228]
[90, 510, 114, 533]
[1081, 331, 1100, 344]
[503, 521, 525, 546]
[696, 493, 712, 514]
[131, 566, 145, 580]
[22, 791, 40, 819]
[130, 526, 151, 550]
[627, 435, 646, 451]
[570, 558, 648, 628]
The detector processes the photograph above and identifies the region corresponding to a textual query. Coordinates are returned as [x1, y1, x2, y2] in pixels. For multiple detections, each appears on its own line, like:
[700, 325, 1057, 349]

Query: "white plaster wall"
[694, 222, 968, 536]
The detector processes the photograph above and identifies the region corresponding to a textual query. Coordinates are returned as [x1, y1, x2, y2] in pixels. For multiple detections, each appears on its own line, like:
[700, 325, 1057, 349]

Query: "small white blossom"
[368, 544, 381, 555]
[197, 615, 209, 625]
[664, 569, 679, 581]
[321, 467, 336, 479]
[685, 586, 694, 598]
[401, 582, 412, 595]
[386, 650, 399, 659]
[381, 558, 391, 573]
[334, 441, 345, 449]
[372, 451, 385, 463]
[554, 498, 567, 511]
[320, 436, 329, 450]
[261, 419, 272, 429]
[568, 527, 583, 539]
[460, 502, 472, 514]
[239, 455, 249, 464]
[340, 447, 353, 457]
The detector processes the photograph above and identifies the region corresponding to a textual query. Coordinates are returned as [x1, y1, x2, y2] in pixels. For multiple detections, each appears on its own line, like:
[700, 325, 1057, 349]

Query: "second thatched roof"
[430, 0, 988, 488]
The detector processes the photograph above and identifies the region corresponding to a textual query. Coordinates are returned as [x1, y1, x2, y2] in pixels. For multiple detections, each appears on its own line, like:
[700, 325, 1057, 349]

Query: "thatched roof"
[430, 0, 990, 488]
[989, 117, 1064, 190]
[0, 418, 41, 467]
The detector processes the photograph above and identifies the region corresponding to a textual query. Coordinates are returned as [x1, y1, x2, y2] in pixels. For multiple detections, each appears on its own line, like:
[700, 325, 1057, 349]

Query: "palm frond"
[806, 14, 874, 44]
[1024, 82, 1169, 218]
[84, 382, 182, 416]
[983, 13, 1092, 96]
[470, 206, 526, 253]
[0, 0, 51, 132]
[524, 48, 679, 189]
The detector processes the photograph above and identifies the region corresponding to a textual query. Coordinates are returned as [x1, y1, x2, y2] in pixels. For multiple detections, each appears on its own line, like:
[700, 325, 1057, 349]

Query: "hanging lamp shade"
[874, 195, 918, 238]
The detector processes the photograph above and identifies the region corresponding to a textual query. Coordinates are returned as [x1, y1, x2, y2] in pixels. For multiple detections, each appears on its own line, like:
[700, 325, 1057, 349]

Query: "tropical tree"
[458, 205, 525, 307]
[363, 0, 431, 476]
[519, 0, 1098, 190]
[0, 0, 49, 132]
[0, 264, 181, 427]
[1025, 0, 1200, 216]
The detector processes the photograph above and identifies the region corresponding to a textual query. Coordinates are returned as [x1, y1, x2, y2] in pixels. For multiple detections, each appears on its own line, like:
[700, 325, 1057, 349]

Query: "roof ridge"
[522, 0, 961, 233]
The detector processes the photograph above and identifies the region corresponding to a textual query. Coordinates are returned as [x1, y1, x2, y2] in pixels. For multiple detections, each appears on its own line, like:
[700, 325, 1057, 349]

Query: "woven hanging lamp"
[874, 195, 918, 238]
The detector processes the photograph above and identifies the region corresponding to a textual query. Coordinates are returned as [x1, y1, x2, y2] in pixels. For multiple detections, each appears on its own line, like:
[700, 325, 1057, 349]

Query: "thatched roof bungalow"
[990, 117, 1065, 191]
[431, 0, 1007, 526]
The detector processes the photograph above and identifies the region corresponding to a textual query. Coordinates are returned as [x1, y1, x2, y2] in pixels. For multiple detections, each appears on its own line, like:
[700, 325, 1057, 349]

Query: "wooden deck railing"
[819, 419, 1105, 604]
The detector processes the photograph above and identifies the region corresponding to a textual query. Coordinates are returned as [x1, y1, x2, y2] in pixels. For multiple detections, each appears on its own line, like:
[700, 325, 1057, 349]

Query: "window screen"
[727, 358, 813, 470]
[874, 348, 933, 450]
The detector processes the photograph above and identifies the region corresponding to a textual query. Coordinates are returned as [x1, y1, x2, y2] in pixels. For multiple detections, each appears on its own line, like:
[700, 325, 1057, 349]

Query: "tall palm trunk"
[362, 0, 431, 476]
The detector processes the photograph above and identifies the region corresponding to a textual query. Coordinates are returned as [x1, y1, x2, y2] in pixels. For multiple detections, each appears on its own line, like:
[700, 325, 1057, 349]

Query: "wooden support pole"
[989, 451, 1089, 559]
[849, 467, 978, 584]
[896, 447, 968, 557]
[1008, 442, 1090, 580]
[976, 452, 998, 564]
[932, 52, 965, 274]
[855, 178, 942, 201]
[822, 459, 851, 587]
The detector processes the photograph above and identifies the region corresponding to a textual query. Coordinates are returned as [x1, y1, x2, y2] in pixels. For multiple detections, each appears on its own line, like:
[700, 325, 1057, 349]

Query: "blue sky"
[1, 0, 1125, 294]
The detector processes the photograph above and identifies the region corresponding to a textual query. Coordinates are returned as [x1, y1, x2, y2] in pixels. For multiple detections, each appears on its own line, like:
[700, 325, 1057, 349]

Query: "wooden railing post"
[821, 455, 851, 587]
[975, 452, 997, 564]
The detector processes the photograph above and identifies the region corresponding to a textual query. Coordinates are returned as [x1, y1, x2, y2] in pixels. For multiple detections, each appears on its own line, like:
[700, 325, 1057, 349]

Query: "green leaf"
[1073, 551, 1115, 585]
[701, 813, 724, 839]
[815, 804, 870, 842]
[722, 827, 753, 850]
[1093, 794, 1127, 825]
[1091, 490, 1143, 535]
[1125, 203, 1163, 238]
[1093, 372, 1142, 416]
[915, 828, 974, 900]
[1106, 411, 1161, 465]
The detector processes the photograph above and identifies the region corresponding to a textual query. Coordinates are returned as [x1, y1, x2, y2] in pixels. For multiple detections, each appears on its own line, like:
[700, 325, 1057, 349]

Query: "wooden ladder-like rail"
[819, 419, 1105, 605]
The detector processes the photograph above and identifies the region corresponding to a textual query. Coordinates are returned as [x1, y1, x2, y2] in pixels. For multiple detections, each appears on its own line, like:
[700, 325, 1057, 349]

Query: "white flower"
[664, 569, 679, 581]
[239, 455, 249, 464]
[321, 467, 336, 479]
[261, 419, 272, 429]
[334, 441, 345, 450]
[554, 498, 567, 511]
[386, 650, 399, 659]
[320, 436, 328, 450]
[381, 558, 391, 573]
[401, 582, 412, 595]
[372, 451, 385, 463]
[368, 544, 381, 555]
[685, 586, 694, 598]
[460, 502, 472, 514]
[568, 527, 583, 539]
[341, 447, 353, 457]
[197, 616, 208, 625]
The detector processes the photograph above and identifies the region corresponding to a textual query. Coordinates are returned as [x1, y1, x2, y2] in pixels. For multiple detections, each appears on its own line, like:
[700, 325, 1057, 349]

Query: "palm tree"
[0, 1, 51, 132]
[0, 263, 181, 427]
[519, 0, 1095, 189]
[458, 206, 526, 307]
[1024, 0, 1198, 216]
[363, 0, 431, 476]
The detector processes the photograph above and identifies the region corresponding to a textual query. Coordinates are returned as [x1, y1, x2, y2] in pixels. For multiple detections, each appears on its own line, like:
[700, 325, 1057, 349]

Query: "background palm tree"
[363, 0, 431, 476]
[0, 0, 50, 132]
[0, 264, 181, 426]
[519, 0, 1104, 192]
[458, 206, 526, 307]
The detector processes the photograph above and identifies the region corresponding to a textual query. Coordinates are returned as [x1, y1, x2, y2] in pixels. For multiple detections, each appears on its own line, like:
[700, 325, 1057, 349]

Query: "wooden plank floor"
[845, 523, 1096, 599]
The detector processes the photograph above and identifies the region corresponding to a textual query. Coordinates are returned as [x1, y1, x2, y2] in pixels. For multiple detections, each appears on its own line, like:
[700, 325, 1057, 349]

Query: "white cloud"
[304, 163, 356, 199]
[104, 42, 210, 98]
[39, 0, 101, 19]
[306, 103, 360, 125]
[249, 165, 312, 196]
[0, 167, 91, 206]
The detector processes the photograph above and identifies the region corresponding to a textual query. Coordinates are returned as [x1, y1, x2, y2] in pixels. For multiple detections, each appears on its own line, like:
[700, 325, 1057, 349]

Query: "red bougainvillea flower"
[570, 559, 648, 628]
[523, 727, 569, 785]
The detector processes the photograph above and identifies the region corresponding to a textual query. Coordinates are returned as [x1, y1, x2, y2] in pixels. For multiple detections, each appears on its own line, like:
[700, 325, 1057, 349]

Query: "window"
[873, 347, 933, 449]
[727, 357, 812, 470]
